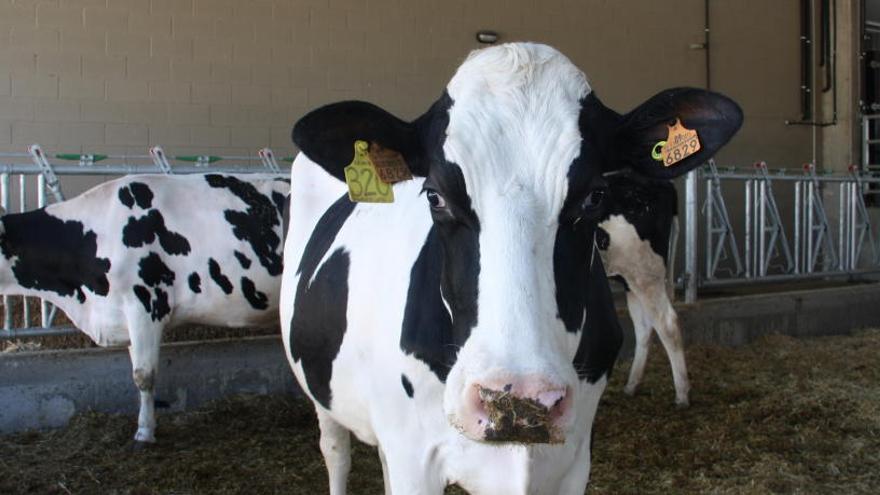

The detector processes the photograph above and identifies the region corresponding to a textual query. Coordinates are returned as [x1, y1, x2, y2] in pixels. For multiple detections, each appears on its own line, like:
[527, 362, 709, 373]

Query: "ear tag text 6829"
[344, 141, 394, 203]
[658, 118, 701, 167]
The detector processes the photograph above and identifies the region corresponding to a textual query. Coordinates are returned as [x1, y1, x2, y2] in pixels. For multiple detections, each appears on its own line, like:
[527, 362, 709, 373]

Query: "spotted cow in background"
[598, 174, 690, 406]
[0, 173, 289, 443]
[281, 42, 741, 493]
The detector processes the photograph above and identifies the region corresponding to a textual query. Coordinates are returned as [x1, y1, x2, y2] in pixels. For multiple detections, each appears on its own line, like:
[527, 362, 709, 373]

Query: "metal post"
[839, 182, 847, 271]
[744, 179, 752, 278]
[18, 174, 29, 326]
[685, 169, 698, 303]
[1, 173, 9, 331]
[807, 180, 815, 272]
[794, 181, 802, 273]
[37, 174, 51, 328]
[863, 115, 870, 171]
[704, 178, 713, 278]
[850, 181, 858, 270]
[755, 180, 767, 277]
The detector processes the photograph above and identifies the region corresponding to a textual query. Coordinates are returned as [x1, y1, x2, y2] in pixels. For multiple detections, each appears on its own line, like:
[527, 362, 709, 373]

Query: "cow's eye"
[581, 189, 605, 212]
[426, 190, 447, 210]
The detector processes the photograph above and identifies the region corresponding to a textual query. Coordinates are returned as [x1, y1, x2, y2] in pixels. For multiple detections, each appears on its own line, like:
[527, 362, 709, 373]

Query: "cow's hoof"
[133, 428, 156, 444]
[675, 398, 690, 409]
[131, 440, 154, 452]
[623, 384, 638, 396]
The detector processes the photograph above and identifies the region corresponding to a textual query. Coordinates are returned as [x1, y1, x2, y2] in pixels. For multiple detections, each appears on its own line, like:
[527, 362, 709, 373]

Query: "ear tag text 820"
[344, 141, 394, 203]
[660, 118, 701, 167]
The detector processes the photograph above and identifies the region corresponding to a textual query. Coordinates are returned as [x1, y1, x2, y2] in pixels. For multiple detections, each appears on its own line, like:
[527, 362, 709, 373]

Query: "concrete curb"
[0, 336, 297, 434]
[2, 283, 879, 434]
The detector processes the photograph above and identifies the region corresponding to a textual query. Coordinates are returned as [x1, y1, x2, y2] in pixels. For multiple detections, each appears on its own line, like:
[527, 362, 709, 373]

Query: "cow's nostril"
[536, 389, 567, 411]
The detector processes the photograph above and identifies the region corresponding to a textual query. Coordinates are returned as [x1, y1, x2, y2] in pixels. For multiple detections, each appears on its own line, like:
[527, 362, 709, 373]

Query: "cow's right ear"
[292, 101, 426, 182]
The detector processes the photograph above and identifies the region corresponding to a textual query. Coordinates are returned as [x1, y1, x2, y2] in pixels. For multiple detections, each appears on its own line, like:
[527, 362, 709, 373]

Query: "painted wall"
[0, 0, 814, 172]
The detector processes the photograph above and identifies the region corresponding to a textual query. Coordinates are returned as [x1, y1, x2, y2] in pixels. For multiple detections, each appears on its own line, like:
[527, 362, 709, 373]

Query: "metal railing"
[683, 159, 880, 302]
[2, 143, 879, 338]
[1, 144, 288, 340]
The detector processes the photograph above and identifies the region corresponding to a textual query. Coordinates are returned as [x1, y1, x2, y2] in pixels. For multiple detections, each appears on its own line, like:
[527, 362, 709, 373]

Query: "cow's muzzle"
[457, 377, 572, 444]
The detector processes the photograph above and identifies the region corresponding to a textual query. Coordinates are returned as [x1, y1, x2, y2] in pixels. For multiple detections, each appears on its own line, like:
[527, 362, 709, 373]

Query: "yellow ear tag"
[344, 141, 394, 203]
[661, 118, 701, 167]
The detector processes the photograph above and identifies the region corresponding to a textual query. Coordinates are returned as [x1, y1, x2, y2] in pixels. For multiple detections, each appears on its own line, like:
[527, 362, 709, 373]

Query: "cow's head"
[293, 43, 741, 444]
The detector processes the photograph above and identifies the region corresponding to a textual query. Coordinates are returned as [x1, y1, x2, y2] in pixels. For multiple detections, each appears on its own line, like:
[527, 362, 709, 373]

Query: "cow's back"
[34, 173, 289, 343]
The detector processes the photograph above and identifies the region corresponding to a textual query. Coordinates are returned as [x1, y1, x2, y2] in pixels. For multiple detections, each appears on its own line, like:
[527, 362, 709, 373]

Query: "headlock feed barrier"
[1, 145, 880, 338]
[0, 144, 288, 340]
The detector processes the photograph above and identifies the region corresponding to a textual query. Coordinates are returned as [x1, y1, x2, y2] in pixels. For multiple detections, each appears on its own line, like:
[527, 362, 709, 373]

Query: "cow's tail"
[666, 215, 679, 302]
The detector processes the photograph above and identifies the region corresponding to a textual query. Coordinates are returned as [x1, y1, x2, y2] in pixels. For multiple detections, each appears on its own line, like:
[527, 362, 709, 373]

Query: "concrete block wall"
[0, 0, 810, 172]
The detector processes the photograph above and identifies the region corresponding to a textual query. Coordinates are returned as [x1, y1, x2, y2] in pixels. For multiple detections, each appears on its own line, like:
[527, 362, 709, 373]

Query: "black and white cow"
[598, 175, 689, 405]
[0, 173, 288, 444]
[281, 43, 741, 493]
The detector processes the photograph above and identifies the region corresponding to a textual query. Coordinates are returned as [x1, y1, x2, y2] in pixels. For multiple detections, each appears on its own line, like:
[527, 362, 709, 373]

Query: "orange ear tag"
[660, 118, 701, 167]
[344, 141, 394, 203]
[368, 142, 412, 184]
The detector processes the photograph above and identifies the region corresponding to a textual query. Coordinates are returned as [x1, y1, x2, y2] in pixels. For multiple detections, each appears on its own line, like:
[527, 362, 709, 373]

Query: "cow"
[280, 42, 741, 494]
[598, 175, 690, 406]
[0, 173, 289, 444]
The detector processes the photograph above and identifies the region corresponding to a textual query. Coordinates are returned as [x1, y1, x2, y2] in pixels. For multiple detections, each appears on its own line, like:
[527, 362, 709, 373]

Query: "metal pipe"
[685, 170, 698, 303]
[0, 326, 78, 340]
[699, 269, 880, 287]
[704, 0, 711, 90]
[0, 164, 285, 176]
[37, 175, 51, 328]
[705, 178, 714, 278]
[745, 179, 752, 277]
[850, 181, 858, 269]
[807, 180, 815, 272]
[795, 181, 802, 273]
[18, 175, 29, 327]
[838, 181, 847, 270]
[759, 180, 767, 276]
[1, 173, 9, 332]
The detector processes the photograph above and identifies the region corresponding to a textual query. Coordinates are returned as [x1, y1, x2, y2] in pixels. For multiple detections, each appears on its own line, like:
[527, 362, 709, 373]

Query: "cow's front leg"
[316, 408, 352, 495]
[127, 313, 163, 444]
[378, 446, 391, 495]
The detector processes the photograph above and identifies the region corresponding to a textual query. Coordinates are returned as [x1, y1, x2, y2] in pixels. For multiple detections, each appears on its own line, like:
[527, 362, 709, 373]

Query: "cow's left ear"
[608, 88, 743, 180]
[292, 101, 427, 182]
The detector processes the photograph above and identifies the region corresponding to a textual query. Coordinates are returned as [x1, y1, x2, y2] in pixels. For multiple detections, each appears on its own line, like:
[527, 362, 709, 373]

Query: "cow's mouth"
[478, 388, 563, 444]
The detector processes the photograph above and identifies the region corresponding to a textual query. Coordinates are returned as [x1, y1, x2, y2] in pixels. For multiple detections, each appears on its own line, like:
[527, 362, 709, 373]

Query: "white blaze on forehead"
[443, 42, 592, 218]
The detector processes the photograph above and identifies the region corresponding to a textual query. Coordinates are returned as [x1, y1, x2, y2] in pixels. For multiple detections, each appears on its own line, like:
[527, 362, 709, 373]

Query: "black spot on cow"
[272, 191, 286, 216]
[208, 258, 233, 295]
[0, 209, 111, 303]
[122, 209, 191, 256]
[151, 287, 170, 321]
[118, 186, 135, 209]
[240, 276, 268, 310]
[133, 285, 151, 313]
[188, 272, 201, 294]
[400, 223, 479, 383]
[234, 250, 252, 269]
[138, 252, 174, 287]
[290, 248, 350, 409]
[401, 374, 414, 398]
[288, 194, 356, 409]
[129, 182, 154, 209]
[204, 174, 283, 276]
